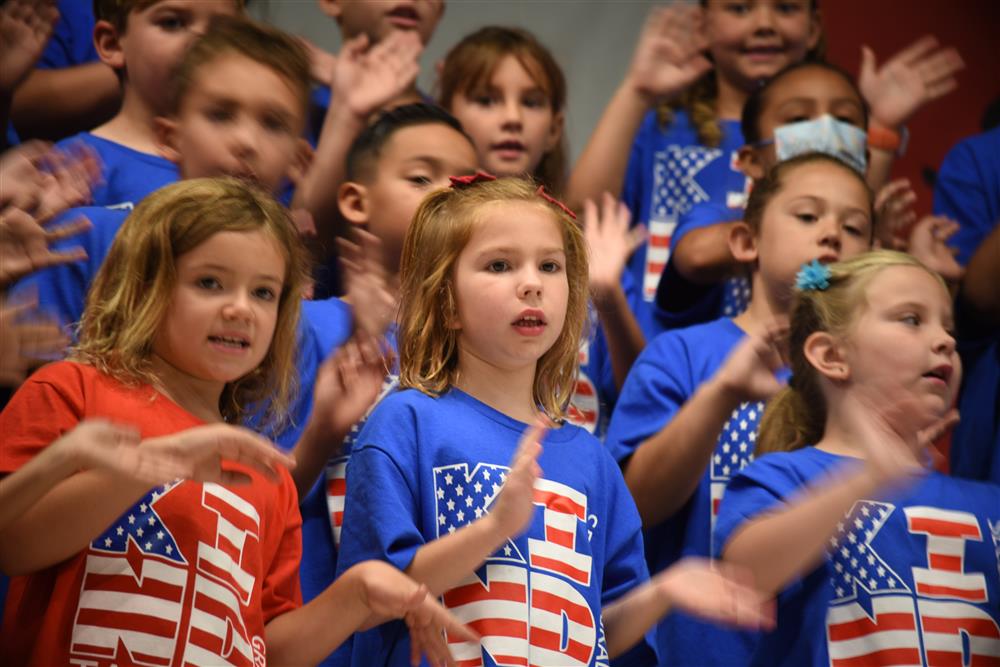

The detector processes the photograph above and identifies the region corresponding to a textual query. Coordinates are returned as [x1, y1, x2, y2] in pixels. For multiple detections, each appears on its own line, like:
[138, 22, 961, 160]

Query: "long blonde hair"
[757, 251, 947, 456]
[398, 177, 588, 420]
[73, 178, 310, 432]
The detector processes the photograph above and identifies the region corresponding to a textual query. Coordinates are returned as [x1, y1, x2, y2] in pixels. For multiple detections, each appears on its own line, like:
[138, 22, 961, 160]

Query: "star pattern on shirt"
[433, 462, 524, 563]
[92, 481, 185, 563]
[711, 401, 763, 482]
[722, 276, 752, 317]
[827, 500, 908, 601]
[651, 145, 722, 221]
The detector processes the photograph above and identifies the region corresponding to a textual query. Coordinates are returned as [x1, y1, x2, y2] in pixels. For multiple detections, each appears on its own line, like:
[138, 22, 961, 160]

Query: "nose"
[229, 117, 259, 159]
[223, 290, 254, 322]
[818, 217, 843, 254]
[751, 5, 776, 33]
[518, 267, 542, 300]
[933, 326, 957, 357]
[501, 97, 523, 130]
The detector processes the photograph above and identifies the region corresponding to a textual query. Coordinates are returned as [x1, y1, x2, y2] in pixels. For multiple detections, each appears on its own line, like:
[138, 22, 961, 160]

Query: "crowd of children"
[0, 1, 996, 666]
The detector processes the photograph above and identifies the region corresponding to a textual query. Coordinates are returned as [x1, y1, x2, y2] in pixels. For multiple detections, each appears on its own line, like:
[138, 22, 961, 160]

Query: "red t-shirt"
[0, 361, 302, 666]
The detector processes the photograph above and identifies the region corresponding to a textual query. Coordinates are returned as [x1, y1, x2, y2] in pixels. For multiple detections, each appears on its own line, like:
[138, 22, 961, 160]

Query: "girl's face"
[704, 0, 819, 91]
[451, 200, 568, 375]
[753, 162, 871, 294]
[749, 66, 866, 172]
[842, 266, 960, 426]
[153, 229, 285, 389]
[448, 55, 563, 179]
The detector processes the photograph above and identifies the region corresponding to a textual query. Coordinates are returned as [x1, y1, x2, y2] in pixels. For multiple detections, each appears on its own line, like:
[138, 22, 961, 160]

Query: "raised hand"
[486, 422, 545, 540]
[141, 423, 295, 486]
[350, 560, 479, 667]
[0, 295, 68, 385]
[715, 323, 788, 402]
[340, 227, 396, 338]
[905, 215, 964, 284]
[311, 331, 391, 442]
[626, 5, 712, 105]
[859, 36, 964, 129]
[332, 30, 422, 120]
[657, 557, 774, 630]
[584, 192, 646, 297]
[298, 36, 338, 87]
[0, 207, 91, 287]
[0, 0, 59, 95]
[873, 178, 917, 250]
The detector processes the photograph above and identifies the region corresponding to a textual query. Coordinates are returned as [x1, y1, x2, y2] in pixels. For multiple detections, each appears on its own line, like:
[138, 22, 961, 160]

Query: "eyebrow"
[475, 246, 566, 256]
[190, 263, 283, 283]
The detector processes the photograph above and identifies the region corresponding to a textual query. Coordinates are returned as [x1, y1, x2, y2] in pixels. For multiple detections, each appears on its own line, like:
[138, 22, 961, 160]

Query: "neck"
[148, 354, 225, 423]
[732, 272, 792, 336]
[453, 350, 540, 425]
[714, 72, 750, 121]
[90, 87, 161, 154]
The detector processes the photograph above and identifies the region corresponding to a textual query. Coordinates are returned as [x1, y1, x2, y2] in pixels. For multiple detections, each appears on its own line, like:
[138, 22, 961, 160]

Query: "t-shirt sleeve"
[260, 468, 304, 622]
[336, 403, 423, 576]
[604, 334, 691, 465]
[0, 364, 85, 473]
[933, 137, 995, 267]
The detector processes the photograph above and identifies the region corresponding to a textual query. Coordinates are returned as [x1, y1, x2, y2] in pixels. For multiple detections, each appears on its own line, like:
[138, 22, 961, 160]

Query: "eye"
[196, 276, 222, 290]
[523, 94, 549, 110]
[156, 13, 187, 31]
[776, 1, 805, 15]
[471, 93, 496, 107]
[205, 107, 232, 123]
[900, 313, 921, 327]
[795, 212, 818, 223]
[723, 1, 750, 16]
[262, 114, 291, 134]
[253, 286, 278, 302]
[540, 260, 562, 273]
[487, 260, 510, 273]
[406, 174, 432, 187]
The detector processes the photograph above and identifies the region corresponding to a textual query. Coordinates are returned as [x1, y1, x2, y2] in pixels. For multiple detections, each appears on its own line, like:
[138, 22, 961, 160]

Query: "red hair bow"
[536, 186, 577, 220]
[449, 171, 497, 188]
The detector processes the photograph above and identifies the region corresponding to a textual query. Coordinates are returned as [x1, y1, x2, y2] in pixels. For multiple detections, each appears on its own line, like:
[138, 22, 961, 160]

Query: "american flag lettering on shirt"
[825, 501, 1000, 666]
[326, 375, 399, 548]
[69, 482, 266, 667]
[643, 146, 721, 302]
[433, 461, 609, 667]
[709, 401, 762, 555]
[567, 342, 599, 435]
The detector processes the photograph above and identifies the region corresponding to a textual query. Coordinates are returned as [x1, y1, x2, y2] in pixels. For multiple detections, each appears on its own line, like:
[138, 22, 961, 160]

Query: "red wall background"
[821, 0, 1000, 214]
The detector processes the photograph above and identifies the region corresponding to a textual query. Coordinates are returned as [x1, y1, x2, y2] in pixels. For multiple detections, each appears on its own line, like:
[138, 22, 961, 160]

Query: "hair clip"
[795, 259, 832, 291]
[536, 186, 577, 220]
[449, 171, 497, 188]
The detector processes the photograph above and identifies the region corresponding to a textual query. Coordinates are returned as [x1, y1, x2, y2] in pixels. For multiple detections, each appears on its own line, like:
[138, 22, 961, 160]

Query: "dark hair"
[345, 103, 470, 182]
[740, 60, 868, 145]
[660, 0, 825, 147]
[94, 0, 244, 32]
[169, 14, 311, 121]
[438, 26, 568, 193]
[743, 152, 873, 236]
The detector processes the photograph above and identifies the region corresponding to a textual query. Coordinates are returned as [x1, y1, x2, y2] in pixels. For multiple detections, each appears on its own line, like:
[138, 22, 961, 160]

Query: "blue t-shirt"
[933, 126, 1000, 267]
[716, 447, 1000, 667]
[55, 132, 178, 210]
[337, 387, 657, 667]
[39, 0, 98, 70]
[571, 318, 618, 440]
[604, 317, 780, 666]
[621, 109, 750, 336]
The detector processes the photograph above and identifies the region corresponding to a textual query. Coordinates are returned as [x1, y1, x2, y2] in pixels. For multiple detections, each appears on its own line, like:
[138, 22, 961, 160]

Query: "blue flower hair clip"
[795, 260, 832, 291]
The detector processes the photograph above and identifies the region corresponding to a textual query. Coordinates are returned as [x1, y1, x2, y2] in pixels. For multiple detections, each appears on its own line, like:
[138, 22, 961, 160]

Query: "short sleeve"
[933, 130, 1000, 266]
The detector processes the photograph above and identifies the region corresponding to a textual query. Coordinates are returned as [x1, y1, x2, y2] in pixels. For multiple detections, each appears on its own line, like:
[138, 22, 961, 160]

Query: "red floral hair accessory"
[449, 171, 497, 188]
[536, 186, 577, 220]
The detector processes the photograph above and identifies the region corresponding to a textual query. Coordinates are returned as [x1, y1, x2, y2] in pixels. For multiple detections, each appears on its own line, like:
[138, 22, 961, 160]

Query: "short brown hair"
[94, 0, 245, 32]
[73, 177, 310, 433]
[169, 14, 311, 122]
[398, 177, 589, 420]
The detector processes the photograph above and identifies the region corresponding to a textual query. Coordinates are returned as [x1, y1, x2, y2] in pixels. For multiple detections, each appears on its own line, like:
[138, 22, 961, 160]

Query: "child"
[715, 250, 1000, 665]
[0, 177, 476, 666]
[605, 152, 875, 666]
[337, 176, 773, 666]
[54, 0, 244, 209]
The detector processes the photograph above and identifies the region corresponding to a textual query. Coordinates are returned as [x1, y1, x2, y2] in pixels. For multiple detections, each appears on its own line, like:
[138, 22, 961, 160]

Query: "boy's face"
[103, 1, 240, 114]
[157, 53, 308, 194]
[319, 0, 443, 45]
[346, 123, 477, 274]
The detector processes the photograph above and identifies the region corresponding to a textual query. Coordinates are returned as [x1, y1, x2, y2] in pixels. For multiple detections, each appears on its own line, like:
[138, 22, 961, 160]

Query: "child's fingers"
[582, 198, 598, 233]
[893, 35, 940, 67]
[43, 213, 92, 240]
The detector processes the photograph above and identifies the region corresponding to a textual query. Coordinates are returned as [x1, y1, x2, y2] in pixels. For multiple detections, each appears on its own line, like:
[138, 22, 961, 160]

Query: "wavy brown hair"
[757, 251, 946, 456]
[72, 177, 310, 432]
[398, 177, 589, 420]
[438, 26, 568, 194]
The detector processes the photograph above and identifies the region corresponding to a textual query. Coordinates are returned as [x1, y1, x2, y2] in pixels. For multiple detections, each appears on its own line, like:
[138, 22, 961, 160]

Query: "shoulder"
[641, 317, 743, 365]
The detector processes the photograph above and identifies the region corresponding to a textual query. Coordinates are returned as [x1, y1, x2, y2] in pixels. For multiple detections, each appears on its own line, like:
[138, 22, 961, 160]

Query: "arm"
[959, 221, 1000, 329]
[623, 328, 785, 528]
[565, 6, 710, 211]
[0, 0, 59, 149]
[584, 194, 647, 388]
[266, 560, 478, 666]
[292, 31, 421, 258]
[10, 63, 120, 142]
[672, 220, 743, 284]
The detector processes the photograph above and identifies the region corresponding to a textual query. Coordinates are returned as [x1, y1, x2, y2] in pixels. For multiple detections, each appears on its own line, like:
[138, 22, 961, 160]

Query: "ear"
[806, 9, 823, 53]
[154, 116, 181, 164]
[338, 181, 370, 226]
[728, 221, 758, 264]
[544, 109, 565, 153]
[316, 0, 342, 20]
[286, 138, 314, 186]
[93, 19, 126, 70]
[736, 145, 766, 180]
[803, 330, 850, 382]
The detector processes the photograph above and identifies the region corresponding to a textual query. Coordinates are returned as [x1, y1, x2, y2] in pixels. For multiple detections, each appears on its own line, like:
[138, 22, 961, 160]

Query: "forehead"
[137, 0, 240, 17]
[378, 123, 478, 169]
[178, 229, 285, 270]
[765, 67, 860, 108]
[864, 266, 951, 314]
[776, 162, 868, 206]
[184, 53, 305, 116]
[466, 200, 564, 248]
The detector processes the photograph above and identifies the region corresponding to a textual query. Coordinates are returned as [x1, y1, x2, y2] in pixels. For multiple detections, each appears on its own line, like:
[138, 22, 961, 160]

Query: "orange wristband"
[868, 123, 909, 156]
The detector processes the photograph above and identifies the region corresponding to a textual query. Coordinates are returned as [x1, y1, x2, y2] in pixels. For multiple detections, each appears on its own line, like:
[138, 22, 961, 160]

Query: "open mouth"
[492, 140, 527, 159]
[387, 5, 420, 27]
[922, 365, 952, 383]
[512, 316, 545, 327]
[209, 335, 250, 349]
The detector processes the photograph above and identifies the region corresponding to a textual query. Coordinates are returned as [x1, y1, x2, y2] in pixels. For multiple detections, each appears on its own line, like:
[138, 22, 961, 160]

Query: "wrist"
[619, 77, 656, 111]
[867, 122, 909, 157]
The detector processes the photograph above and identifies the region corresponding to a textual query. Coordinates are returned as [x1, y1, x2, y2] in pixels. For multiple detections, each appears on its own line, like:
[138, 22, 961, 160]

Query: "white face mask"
[762, 114, 868, 174]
